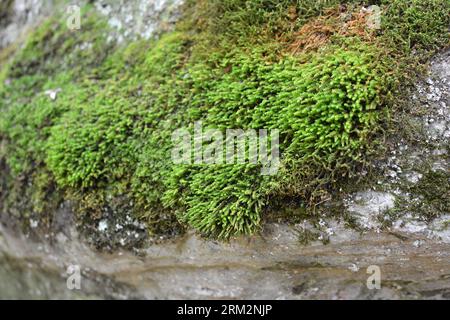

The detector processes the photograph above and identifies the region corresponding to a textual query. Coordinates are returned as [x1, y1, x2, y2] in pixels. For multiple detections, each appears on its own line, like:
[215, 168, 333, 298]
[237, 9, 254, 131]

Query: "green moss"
[0, 8, 116, 228]
[403, 169, 450, 222]
[44, 32, 192, 235]
[377, 167, 450, 228]
[161, 42, 390, 237]
[381, 0, 449, 58]
[0, 0, 448, 240]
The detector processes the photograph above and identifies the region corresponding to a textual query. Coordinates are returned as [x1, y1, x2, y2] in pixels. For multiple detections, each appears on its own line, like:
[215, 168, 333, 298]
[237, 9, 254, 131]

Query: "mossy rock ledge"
[0, 0, 448, 250]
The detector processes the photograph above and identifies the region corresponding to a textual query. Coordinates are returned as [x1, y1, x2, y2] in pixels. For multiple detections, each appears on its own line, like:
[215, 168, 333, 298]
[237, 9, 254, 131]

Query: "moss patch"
[0, 0, 449, 242]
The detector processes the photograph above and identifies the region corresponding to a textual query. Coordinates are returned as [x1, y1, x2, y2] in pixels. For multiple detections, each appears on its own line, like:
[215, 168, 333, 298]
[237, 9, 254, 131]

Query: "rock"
[345, 191, 396, 229]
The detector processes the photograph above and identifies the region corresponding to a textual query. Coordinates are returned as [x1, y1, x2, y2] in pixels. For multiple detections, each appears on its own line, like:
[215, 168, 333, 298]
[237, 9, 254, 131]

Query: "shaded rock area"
[0, 0, 184, 49]
[0, 0, 54, 49]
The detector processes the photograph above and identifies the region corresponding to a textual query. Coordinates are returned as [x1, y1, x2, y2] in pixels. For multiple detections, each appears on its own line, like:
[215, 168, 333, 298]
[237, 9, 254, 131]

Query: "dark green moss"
[406, 169, 450, 222]
[381, 0, 449, 58]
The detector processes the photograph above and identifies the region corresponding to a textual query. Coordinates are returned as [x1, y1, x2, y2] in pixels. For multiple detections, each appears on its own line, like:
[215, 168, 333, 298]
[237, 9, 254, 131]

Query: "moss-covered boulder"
[0, 0, 448, 245]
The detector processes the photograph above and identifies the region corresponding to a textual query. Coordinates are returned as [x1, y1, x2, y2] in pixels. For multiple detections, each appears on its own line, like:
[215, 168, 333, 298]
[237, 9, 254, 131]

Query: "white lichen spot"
[98, 220, 108, 232]
[29, 219, 38, 228]
[413, 239, 424, 248]
[348, 263, 360, 272]
[405, 172, 423, 184]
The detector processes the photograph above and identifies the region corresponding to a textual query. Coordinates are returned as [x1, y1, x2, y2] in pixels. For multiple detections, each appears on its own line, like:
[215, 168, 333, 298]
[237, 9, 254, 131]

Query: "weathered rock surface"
[1, 222, 450, 299]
